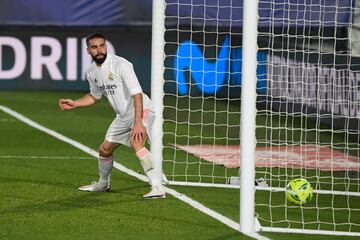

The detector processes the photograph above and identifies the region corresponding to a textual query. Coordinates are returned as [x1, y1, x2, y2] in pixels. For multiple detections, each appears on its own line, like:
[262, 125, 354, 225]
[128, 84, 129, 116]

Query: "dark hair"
[86, 33, 106, 47]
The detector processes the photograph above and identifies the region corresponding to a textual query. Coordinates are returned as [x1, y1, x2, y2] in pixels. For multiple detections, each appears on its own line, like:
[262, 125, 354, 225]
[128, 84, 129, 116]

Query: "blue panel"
[173, 35, 267, 95]
[173, 36, 230, 95]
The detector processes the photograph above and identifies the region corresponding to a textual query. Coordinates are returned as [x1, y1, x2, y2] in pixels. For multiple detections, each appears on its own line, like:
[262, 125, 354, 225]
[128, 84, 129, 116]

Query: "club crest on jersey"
[108, 72, 113, 80]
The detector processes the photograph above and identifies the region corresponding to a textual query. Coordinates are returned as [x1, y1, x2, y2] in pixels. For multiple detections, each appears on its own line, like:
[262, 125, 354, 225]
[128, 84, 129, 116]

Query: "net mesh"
[162, 0, 360, 234]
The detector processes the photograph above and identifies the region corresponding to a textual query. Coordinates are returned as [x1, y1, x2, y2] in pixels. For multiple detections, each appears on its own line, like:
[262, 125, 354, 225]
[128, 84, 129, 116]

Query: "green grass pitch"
[0, 91, 359, 240]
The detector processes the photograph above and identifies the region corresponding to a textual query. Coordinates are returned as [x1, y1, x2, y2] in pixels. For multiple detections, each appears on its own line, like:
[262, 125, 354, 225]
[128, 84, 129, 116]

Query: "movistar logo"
[174, 36, 230, 95]
[173, 35, 267, 95]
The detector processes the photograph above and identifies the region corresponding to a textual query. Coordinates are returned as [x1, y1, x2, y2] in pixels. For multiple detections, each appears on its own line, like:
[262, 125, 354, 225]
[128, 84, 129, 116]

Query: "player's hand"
[59, 99, 76, 110]
[131, 122, 147, 143]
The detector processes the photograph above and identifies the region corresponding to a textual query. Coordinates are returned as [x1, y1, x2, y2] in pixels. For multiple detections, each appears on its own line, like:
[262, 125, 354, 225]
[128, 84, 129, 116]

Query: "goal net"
[152, 0, 360, 236]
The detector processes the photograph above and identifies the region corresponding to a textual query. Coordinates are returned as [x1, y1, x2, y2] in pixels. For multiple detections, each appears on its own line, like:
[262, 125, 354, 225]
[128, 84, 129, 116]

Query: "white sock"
[136, 148, 161, 188]
[98, 156, 113, 185]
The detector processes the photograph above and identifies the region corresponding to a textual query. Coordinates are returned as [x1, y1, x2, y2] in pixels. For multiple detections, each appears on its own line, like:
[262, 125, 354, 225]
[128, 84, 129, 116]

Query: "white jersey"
[85, 53, 154, 117]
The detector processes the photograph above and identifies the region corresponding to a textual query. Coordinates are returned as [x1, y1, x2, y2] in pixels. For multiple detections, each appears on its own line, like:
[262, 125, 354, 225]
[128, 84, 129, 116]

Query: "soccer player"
[58, 33, 165, 199]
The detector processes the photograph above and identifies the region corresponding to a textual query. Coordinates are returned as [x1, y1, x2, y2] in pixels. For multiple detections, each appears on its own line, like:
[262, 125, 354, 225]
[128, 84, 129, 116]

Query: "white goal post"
[240, 0, 259, 234]
[151, 0, 166, 184]
[151, 0, 360, 236]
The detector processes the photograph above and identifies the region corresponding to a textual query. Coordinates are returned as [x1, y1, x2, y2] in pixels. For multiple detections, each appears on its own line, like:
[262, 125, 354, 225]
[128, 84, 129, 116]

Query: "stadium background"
[1, 0, 358, 131]
[1, 1, 359, 239]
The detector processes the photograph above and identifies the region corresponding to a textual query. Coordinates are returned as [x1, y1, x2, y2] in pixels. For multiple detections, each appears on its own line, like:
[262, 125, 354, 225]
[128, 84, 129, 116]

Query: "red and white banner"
[174, 144, 360, 171]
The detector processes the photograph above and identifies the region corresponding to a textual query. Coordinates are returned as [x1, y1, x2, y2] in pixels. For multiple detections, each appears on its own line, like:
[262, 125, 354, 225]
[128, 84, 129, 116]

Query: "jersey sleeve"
[119, 61, 143, 96]
[86, 73, 102, 100]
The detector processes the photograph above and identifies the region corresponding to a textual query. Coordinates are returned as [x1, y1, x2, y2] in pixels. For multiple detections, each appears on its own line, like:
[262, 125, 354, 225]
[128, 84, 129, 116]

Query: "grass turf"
[0, 90, 359, 239]
[0, 99, 245, 240]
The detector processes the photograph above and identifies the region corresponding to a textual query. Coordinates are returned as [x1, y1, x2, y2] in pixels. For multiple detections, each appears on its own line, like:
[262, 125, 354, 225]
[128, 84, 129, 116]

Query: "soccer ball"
[286, 178, 313, 205]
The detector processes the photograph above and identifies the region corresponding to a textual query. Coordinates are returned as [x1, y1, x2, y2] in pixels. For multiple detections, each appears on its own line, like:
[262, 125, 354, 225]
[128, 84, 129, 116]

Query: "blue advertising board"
[173, 35, 267, 95]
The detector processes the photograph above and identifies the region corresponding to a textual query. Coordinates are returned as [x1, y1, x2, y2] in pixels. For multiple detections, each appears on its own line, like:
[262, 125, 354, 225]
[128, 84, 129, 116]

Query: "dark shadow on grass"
[99, 204, 233, 231]
[0, 170, 145, 192]
[0, 178, 236, 233]
[0, 185, 147, 215]
[0, 160, 96, 179]
[0, 175, 79, 190]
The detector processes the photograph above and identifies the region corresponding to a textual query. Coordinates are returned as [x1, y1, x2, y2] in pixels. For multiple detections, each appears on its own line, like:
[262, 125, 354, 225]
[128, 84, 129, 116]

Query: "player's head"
[86, 33, 107, 65]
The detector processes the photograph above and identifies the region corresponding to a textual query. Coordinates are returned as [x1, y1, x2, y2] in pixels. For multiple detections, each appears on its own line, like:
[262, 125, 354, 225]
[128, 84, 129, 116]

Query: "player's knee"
[131, 141, 145, 153]
[99, 144, 113, 157]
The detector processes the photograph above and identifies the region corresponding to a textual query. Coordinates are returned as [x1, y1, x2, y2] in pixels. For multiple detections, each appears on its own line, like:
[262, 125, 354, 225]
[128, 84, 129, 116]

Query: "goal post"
[151, 0, 166, 183]
[151, 0, 360, 237]
[240, 0, 259, 234]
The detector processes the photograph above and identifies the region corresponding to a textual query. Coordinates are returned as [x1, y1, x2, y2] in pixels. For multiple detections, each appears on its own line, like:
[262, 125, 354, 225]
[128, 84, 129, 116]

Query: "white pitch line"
[0, 104, 269, 240]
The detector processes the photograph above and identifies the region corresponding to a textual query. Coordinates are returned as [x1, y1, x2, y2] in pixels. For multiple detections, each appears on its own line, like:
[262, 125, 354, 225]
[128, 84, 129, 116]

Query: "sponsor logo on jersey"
[99, 84, 117, 91]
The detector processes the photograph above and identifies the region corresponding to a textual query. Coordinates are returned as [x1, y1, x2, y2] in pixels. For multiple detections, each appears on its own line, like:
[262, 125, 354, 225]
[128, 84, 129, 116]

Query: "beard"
[92, 53, 107, 65]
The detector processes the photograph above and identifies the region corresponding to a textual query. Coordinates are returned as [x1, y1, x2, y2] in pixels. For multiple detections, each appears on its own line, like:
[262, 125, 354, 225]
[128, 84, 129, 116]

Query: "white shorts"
[105, 109, 155, 147]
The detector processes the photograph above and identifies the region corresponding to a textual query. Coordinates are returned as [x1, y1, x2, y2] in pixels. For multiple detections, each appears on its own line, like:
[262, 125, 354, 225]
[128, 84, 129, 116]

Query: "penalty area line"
[0, 105, 269, 240]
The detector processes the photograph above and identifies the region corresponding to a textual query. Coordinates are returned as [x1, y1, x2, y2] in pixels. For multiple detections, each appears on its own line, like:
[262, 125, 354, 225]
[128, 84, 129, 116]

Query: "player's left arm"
[131, 93, 147, 143]
[119, 61, 147, 143]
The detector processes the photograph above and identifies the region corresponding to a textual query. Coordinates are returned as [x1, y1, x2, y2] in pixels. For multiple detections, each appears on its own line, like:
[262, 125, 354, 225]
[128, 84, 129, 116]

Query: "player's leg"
[132, 109, 165, 199]
[98, 140, 120, 186]
[79, 140, 120, 192]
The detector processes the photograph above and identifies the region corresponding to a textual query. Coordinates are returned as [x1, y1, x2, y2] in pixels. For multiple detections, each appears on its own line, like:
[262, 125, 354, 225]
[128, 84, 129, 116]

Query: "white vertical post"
[151, 0, 166, 182]
[240, 0, 259, 234]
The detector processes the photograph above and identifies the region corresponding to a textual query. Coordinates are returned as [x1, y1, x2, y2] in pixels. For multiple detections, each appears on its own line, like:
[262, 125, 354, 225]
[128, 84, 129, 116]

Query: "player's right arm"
[59, 93, 98, 110]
